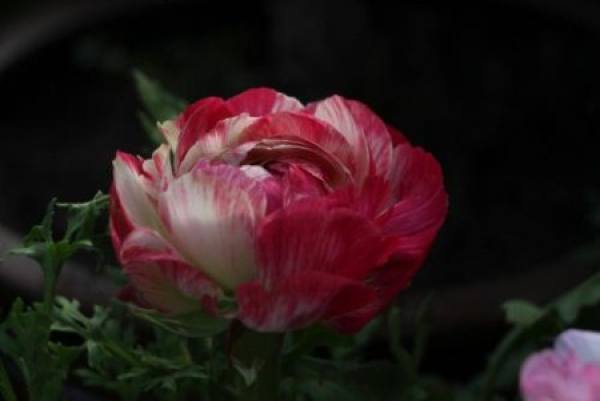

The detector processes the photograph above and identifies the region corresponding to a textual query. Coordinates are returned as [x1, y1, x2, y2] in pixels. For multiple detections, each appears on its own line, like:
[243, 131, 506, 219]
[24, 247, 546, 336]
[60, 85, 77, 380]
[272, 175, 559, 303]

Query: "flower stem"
[0, 359, 17, 401]
[42, 267, 58, 314]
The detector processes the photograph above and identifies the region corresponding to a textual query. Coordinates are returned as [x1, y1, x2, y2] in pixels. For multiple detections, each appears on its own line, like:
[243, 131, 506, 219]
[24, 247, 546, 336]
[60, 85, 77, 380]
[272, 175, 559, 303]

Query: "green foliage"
[53, 297, 217, 401]
[133, 70, 187, 145]
[0, 358, 17, 401]
[9, 192, 109, 307]
[0, 194, 110, 401]
[0, 300, 81, 401]
[281, 298, 446, 401]
[503, 300, 544, 327]
[479, 272, 600, 401]
[128, 304, 229, 338]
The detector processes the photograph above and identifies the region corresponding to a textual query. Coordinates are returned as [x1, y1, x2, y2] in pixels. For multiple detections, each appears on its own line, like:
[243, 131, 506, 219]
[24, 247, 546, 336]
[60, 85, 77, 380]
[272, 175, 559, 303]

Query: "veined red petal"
[236, 272, 378, 333]
[240, 112, 357, 180]
[175, 97, 233, 163]
[382, 146, 448, 237]
[158, 163, 266, 290]
[367, 147, 447, 305]
[327, 174, 393, 219]
[255, 198, 394, 286]
[178, 114, 258, 174]
[307, 96, 394, 180]
[227, 87, 303, 116]
[387, 124, 408, 145]
[280, 164, 328, 205]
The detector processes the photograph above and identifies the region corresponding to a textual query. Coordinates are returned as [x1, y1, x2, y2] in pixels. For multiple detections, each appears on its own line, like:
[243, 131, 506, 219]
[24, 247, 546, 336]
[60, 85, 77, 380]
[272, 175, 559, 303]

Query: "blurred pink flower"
[521, 329, 600, 401]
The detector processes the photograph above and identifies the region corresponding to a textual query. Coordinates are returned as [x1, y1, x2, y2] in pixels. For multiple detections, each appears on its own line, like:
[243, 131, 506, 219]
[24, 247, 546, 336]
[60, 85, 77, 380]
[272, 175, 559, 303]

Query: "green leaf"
[480, 272, 600, 400]
[0, 299, 82, 401]
[9, 198, 57, 265]
[128, 305, 229, 338]
[503, 300, 544, 326]
[57, 191, 109, 243]
[53, 297, 215, 401]
[133, 70, 187, 145]
[9, 194, 109, 312]
[0, 358, 17, 401]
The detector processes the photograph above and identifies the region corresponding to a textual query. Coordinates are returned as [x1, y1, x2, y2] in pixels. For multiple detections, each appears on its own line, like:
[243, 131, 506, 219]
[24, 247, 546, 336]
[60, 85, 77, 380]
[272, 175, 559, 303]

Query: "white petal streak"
[311, 96, 370, 181]
[113, 152, 161, 230]
[310, 96, 394, 180]
[270, 92, 303, 113]
[159, 163, 266, 290]
[178, 114, 258, 173]
[159, 120, 180, 151]
[142, 144, 174, 198]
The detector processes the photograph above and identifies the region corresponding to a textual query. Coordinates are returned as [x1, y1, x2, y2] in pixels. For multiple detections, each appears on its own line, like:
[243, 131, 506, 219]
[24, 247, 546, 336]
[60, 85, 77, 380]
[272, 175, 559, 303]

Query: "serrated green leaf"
[128, 305, 229, 338]
[8, 198, 57, 266]
[58, 191, 109, 244]
[0, 299, 82, 401]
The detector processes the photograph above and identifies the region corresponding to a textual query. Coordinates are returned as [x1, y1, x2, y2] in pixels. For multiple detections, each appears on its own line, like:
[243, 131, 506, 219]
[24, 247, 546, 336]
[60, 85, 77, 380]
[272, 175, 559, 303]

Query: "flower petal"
[112, 151, 161, 231]
[556, 330, 600, 364]
[175, 97, 233, 163]
[178, 114, 258, 174]
[365, 147, 447, 307]
[158, 163, 266, 290]
[255, 198, 395, 286]
[109, 183, 133, 257]
[141, 144, 174, 198]
[327, 175, 393, 219]
[120, 227, 180, 264]
[240, 112, 357, 182]
[307, 95, 394, 180]
[120, 228, 222, 314]
[158, 120, 180, 151]
[520, 348, 600, 401]
[387, 124, 408, 145]
[227, 87, 303, 116]
[124, 260, 221, 315]
[381, 146, 447, 239]
[236, 272, 378, 333]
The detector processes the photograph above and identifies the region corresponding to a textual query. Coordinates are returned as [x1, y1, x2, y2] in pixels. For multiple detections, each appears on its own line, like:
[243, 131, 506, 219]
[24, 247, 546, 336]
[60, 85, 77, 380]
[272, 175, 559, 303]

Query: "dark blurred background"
[1, 0, 600, 382]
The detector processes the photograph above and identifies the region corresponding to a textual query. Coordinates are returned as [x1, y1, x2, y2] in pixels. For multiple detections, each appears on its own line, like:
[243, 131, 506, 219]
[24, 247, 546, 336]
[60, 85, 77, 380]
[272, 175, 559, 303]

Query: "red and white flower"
[520, 329, 600, 401]
[110, 88, 448, 333]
